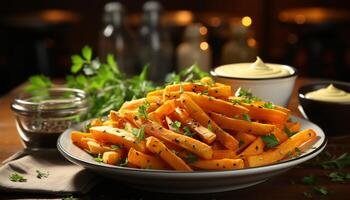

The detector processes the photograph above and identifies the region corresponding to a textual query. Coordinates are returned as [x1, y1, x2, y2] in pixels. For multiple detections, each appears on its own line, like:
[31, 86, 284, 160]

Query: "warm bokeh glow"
[199, 26, 208, 35]
[247, 38, 257, 48]
[241, 16, 252, 27]
[200, 42, 209, 50]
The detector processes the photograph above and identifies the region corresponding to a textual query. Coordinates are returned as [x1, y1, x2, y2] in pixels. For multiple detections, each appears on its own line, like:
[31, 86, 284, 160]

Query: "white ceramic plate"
[57, 116, 327, 193]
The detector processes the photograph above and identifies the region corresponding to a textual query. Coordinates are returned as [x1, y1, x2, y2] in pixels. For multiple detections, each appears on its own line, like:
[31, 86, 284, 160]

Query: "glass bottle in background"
[138, 1, 173, 82]
[177, 23, 211, 71]
[221, 23, 257, 64]
[98, 2, 136, 76]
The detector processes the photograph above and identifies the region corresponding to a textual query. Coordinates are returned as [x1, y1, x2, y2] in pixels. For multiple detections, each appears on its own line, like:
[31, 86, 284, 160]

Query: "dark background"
[0, 0, 349, 95]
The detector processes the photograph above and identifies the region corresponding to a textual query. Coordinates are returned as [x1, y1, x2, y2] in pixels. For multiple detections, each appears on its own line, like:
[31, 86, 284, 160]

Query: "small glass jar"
[11, 88, 88, 149]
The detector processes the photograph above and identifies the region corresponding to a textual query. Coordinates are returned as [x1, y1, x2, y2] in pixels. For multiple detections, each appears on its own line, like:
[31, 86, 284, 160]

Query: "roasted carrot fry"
[246, 129, 317, 167]
[150, 99, 176, 122]
[190, 158, 244, 170]
[237, 137, 265, 158]
[241, 103, 288, 124]
[127, 148, 168, 170]
[208, 86, 232, 98]
[172, 107, 216, 144]
[210, 112, 276, 136]
[71, 131, 92, 150]
[90, 126, 146, 152]
[142, 120, 213, 159]
[184, 92, 248, 117]
[212, 150, 236, 159]
[234, 132, 257, 150]
[102, 151, 121, 165]
[146, 136, 192, 171]
[179, 93, 239, 150]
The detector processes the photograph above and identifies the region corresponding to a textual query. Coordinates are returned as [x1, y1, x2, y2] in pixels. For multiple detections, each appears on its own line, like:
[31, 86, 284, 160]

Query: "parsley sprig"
[9, 173, 27, 182]
[261, 134, 279, 148]
[132, 127, 145, 143]
[235, 88, 261, 103]
[170, 121, 181, 133]
[36, 170, 49, 179]
[138, 101, 150, 119]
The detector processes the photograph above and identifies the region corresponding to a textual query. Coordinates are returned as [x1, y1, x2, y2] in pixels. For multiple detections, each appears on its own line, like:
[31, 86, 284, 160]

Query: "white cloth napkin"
[0, 149, 100, 194]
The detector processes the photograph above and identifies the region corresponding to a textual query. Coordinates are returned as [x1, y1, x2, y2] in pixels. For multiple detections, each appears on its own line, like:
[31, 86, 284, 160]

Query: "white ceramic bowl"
[58, 116, 326, 194]
[210, 64, 297, 106]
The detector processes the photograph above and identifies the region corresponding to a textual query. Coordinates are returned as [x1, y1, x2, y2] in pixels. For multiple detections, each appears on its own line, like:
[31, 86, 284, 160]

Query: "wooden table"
[1, 78, 349, 199]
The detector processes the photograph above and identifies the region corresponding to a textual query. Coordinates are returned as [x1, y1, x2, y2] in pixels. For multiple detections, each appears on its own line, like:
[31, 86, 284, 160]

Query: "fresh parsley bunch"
[25, 46, 208, 120]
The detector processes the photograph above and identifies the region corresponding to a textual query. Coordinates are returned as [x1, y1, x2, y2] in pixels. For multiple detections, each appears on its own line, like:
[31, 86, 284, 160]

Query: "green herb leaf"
[200, 89, 209, 95]
[82, 45, 92, 61]
[328, 172, 350, 182]
[71, 63, 83, 74]
[132, 127, 145, 143]
[36, 170, 49, 179]
[314, 187, 329, 195]
[9, 173, 27, 182]
[62, 195, 75, 200]
[235, 88, 261, 103]
[185, 153, 198, 163]
[111, 145, 121, 150]
[239, 140, 245, 147]
[183, 126, 195, 137]
[171, 121, 181, 133]
[138, 101, 150, 119]
[207, 121, 213, 132]
[302, 175, 317, 185]
[295, 147, 302, 157]
[71, 54, 84, 65]
[284, 126, 297, 138]
[261, 134, 279, 148]
[315, 153, 350, 169]
[106, 54, 120, 74]
[230, 99, 241, 105]
[242, 114, 251, 122]
[94, 154, 103, 163]
[119, 157, 128, 167]
[262, 102, 275, 109]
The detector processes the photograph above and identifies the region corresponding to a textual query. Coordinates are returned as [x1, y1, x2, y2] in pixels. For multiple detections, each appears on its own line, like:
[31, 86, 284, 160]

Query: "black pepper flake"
[158, 150, 162, 155]
[134, 116, 138, 120]
[192, 89, 196, 92]
[174, 139, 180, 143]
[151, 127, 155, 131]
[152, 144, 156, 147]
[136, 152, 139, 156]
[258, 106, 263, 108]
[215, 90, 218, 93]
[255, 146, 259, 150]
[233, 163, 236, 166]
[122, 135, 125, 138]
[192, 145, 196, 149]
[216, 163, 219, 166]
[223, 166, 226, 168]
[158, 127, 163, 130]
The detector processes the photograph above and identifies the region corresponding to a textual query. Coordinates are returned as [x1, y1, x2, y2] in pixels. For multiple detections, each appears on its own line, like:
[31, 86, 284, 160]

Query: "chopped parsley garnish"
[138, 101, 150, 119]
[132, 127, 145, 143]
[9, 173, 27, 182]
[207, 121, 213, 132]
[94, 154, 103, 163]
[295, 147, 302, 156]
[239, 140, 245, 147]
[328, 172, 350, 182]
[111, 144, 121, 150]
[183, 126, 195, 137]
[185, 153, 198, 164]
[36, 170, 49, 179]
[302, 175, 317, 185]
[261, 134, 279, 148]
[179, 84, 184, 94]
[283, 126, 297, 138]
[230, 99, 241, 105]
[200, 89, 209, 95]
[242, 114, 251, 122]
[119, 158, 128, 167]
[235, 88, 261, 103]
[171, 121, 181, 133]
[314, 152, 350, 169]
[262, 102, 275, 109]
[62, 195, 75, 200]
[313, 187, 329, 195]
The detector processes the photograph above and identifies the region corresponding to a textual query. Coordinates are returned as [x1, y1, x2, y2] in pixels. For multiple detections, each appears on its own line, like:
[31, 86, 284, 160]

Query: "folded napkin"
[0, 149, 100, 194]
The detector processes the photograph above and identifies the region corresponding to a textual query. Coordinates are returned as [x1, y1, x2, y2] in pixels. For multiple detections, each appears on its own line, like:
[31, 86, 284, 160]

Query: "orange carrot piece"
[146, 136, 192, 171]
[179, 93, 239, 150]
[127, 148, 168, 170]
[212, 150, 236, 159]
[71, 131, 92, 150]
[190, 158, 244, 170]
[102, 151, 121, 165]
[241, 103, 288, 124]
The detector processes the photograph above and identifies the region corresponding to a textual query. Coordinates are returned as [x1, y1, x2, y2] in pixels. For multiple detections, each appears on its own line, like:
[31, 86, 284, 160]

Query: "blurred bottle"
[177, 23, 211, 71]
[98, 2, 136, 76]
[221, 23, 257, 64]
[138, 1, 173, 82]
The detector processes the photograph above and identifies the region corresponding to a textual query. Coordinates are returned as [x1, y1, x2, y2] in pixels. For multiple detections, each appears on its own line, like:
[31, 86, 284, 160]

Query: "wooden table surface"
[0, 78, 349, 199]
